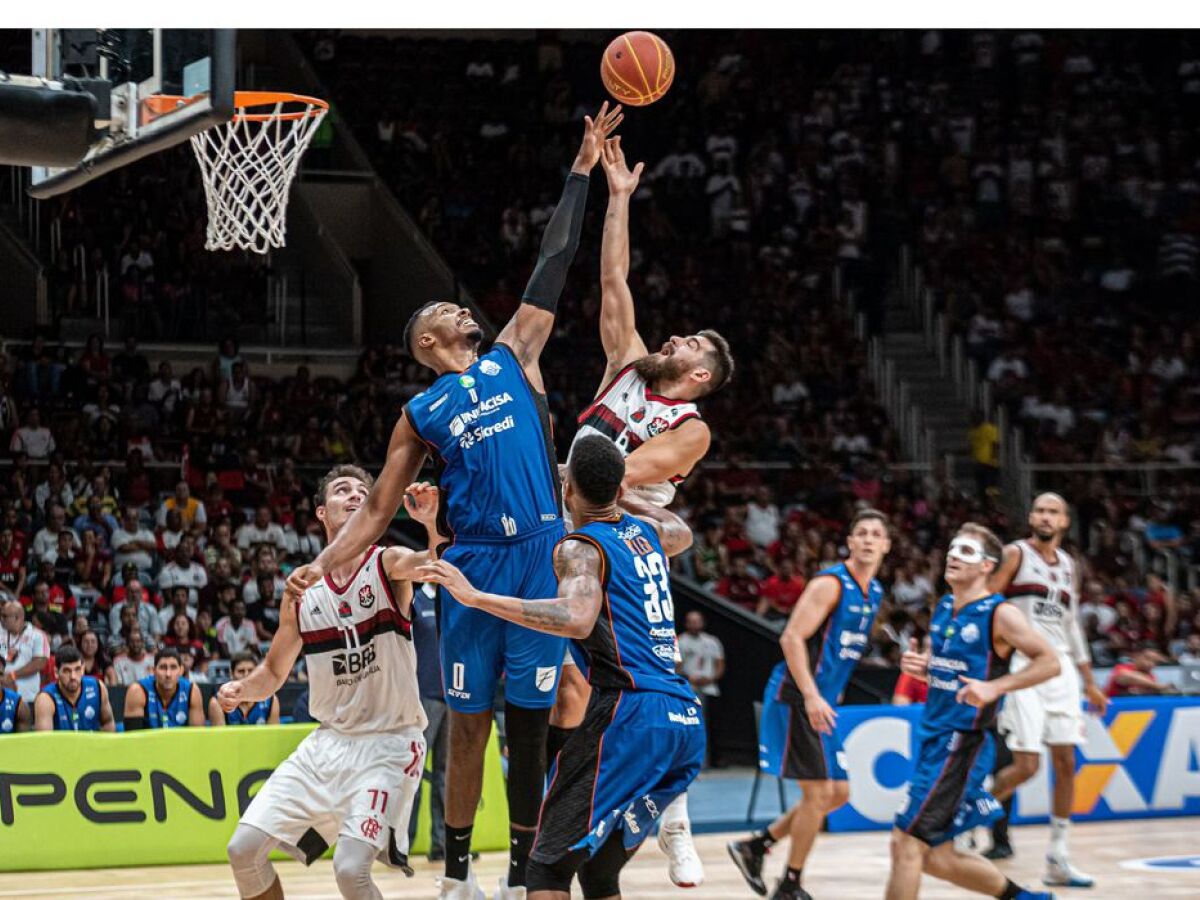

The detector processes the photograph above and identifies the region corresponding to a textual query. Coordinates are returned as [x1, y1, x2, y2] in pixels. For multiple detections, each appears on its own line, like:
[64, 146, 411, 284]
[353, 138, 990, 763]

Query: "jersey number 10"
[634, 552, 674, 624]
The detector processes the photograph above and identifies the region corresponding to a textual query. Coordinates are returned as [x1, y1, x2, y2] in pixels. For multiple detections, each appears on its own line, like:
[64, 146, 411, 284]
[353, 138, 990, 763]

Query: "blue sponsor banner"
[761, 696, 1200, 832]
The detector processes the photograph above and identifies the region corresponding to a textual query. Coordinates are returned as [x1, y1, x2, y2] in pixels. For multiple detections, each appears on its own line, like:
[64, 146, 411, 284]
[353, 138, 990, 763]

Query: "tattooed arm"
[417, 538, 604, 639]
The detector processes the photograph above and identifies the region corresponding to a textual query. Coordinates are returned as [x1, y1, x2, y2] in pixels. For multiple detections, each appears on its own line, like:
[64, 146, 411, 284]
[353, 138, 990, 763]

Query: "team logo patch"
[535, 666, 557, 693]
[646, 416, 670, 437]
[458, 374, 476, 389]
[360, 817, 383, 842]
[84, 706, 95, 719]
[631, 407, 646, 422]
[338, 599, 353, 618]
[358, 584, 376, 609]
[961, 623, 980, 644]
[175, 711, 187, 724]
[480, 360, 501, 376]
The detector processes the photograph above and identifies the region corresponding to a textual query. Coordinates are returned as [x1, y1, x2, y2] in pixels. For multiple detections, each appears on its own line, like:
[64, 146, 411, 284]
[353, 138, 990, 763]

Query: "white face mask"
[947, 536, 995, 565]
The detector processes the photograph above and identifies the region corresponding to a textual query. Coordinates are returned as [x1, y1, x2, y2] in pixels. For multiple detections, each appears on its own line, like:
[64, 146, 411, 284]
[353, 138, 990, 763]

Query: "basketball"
[600, 31, 675, 107]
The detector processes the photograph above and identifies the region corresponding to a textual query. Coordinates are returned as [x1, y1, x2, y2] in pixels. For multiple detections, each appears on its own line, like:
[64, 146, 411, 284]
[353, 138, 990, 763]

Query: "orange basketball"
[600, 31, 675, 107]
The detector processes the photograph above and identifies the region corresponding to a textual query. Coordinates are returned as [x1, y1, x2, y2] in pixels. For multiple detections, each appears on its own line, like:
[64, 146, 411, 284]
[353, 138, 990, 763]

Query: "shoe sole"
[725, 843, 768, 897]
[1043, 877, 1093, 888]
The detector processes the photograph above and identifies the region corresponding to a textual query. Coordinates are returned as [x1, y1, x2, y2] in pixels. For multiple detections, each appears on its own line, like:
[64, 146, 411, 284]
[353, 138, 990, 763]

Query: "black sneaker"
[726, 840, 768, 896]
[769, 881, 814, 900]
[983, 843, 1014, 861]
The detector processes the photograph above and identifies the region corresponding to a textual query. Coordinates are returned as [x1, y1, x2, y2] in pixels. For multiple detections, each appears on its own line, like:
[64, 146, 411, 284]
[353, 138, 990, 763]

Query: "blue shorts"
[531, 689, 705, 863]
[438, 521, 567, 713]
[759, 663, 846, 781]
[894, 728, 1002, 846]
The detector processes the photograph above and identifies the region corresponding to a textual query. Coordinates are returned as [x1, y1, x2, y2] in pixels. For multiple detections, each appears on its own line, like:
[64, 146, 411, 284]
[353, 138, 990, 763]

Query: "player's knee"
[923, 842, 955, 878]
[829, 780, 851, 810]
[226, 825, 268, 869]
[1050, 748, 1075, 779]
[527, 856, 578, 894]
[1012, 752, 1041, 782]
[332, 845, 375, 898]
[889, 831, 924, 868]
[802, 780, 843, 812]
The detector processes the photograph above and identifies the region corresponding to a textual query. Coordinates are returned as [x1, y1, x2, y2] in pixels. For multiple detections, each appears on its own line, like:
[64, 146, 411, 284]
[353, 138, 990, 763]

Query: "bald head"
[1034, 492, 1068, 513]
[1, 600, 24, 634]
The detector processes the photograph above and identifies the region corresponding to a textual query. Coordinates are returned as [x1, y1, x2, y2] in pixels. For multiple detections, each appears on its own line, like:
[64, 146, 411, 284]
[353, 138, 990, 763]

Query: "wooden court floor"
[0, 820, 1196, 898]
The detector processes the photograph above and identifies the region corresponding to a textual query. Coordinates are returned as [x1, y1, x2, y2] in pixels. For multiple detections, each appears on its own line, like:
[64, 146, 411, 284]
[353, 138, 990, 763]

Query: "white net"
[189, 95, 327, 254]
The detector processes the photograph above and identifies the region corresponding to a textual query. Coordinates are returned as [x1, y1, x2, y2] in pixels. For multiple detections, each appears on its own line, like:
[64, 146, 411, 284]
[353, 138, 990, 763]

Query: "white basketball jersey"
[1004, 539, 1088, 666]
[573, 364, 702, 507]
[297, 546, 427, 734]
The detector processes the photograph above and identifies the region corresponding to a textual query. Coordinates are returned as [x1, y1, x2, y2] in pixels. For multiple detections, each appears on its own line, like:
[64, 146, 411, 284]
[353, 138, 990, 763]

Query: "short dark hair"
[957, 521, 1004, 563]
[314, 465, 375, 508]
[154, 647, 182, 667]
[849, 507, 889, 536]
[568, 435, 625, 506]
[230, 651, 258, 669]
[403, 301, 441, 358]
[697, 329, 734, 395]
[54, 644, 82, 667]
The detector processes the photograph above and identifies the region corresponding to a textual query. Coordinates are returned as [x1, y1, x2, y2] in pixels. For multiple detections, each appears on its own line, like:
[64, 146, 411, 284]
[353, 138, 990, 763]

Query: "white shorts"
[999, 659, 1085, 752]
[240, 725, 425, 864]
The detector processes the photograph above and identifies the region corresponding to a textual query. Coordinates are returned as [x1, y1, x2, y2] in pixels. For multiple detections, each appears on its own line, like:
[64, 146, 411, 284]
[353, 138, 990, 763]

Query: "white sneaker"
[658, 823, 705, 887]
[953, 830, 977, 854]
[1044, 853, 1095, 888]
[439, 870, 486, 900]
[494, 875, 527, 900]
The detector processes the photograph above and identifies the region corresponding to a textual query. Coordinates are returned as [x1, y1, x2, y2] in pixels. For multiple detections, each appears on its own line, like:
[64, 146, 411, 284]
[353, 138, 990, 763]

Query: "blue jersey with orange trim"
[405, 343, 561, 540]
[225, 697, 274, 725]
[139, 675, 193, 728]
[782, 563, 883, 705]
[923, 592, 1010, 734]
[0, 688, 20, 733]
[44, 677, 103, 731]
[565, 514, 695, 703]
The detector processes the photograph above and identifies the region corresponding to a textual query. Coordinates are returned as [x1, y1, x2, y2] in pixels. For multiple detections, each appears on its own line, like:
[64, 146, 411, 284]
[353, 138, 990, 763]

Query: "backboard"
[26, 28, 234, 199]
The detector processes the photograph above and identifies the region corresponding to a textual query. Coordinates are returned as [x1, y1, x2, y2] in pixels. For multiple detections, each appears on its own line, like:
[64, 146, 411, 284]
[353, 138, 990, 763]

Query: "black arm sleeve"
[522, 172, 590, 313]
[123, 716, 146, 731]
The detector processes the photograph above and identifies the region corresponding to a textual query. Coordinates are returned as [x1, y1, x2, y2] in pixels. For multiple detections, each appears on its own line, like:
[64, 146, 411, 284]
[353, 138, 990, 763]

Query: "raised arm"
[286, 414, 427, 600]
[418, 537, 604, 640]
[986, 544, 1021, 595]
[617, 489, 694, 558]
[596, 137, 649, 382]
[496, 104, 623, 387]
[779, 575, 842, 734]
[622, 418, 711, 491]
[216, 596, 303, 712]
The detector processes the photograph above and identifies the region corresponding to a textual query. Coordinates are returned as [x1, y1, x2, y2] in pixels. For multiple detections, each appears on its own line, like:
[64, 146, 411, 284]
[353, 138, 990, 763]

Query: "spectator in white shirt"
[892, 564, 934, 611]
[108, 579, 164, 641]
[110, 627, 154, 685]
[111, 505, 158, 576]
[282, 509, 323, 564]
[0, 601, 49, 704]
[147, 361, 182, 415]
[33, 463, 73, 515]
[158, 508, 185, 554]
[237, 506, 287, 554]
[987, 349, 1030, 383]
[9, 408, 56, 459]
[157, 537, 208, 607]
[242, 546, 286, 606]
[771, 376, 810, 412]
[157, 585, 197, 635]
[745, 486, 782, 548]
[216, 599, 259, 658]
[31, 505, 79, 560]
[676, 610, 724, 764]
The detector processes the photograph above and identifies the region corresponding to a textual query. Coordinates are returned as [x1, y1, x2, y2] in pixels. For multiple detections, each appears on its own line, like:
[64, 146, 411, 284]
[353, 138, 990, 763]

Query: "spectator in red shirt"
[757, 557, 806, 623]
[0, 527, 25, 596]
[891, 671, 929, 705]
[717, 556, 762, 612]
[1106, 646, 1170, 697]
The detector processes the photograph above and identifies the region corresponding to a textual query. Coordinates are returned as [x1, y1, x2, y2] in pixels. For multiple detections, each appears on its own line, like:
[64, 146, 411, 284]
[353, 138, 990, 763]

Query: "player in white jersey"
[549, 136, 735, 889]
[985, 493, 1109, 888]
[219, 465, 440, 900]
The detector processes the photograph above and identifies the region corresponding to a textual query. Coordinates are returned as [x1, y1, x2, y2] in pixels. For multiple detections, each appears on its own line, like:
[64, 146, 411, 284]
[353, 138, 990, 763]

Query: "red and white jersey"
[574, 364, 701, 507]
[297, 546, 426, 735]
[1004, 539, 1089, 666]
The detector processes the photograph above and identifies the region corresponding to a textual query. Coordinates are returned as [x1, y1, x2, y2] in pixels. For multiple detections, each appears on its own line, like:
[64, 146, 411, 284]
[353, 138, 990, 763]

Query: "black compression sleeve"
[522, 172, 589, 313]
[123, 716, 146, 731]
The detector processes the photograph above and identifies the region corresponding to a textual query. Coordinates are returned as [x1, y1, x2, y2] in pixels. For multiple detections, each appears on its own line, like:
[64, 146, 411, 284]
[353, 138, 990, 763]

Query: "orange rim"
[144, 90, 328, 124]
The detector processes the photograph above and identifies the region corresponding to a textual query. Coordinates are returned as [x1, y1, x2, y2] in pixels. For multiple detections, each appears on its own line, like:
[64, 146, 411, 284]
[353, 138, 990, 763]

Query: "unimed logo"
[0, 768, 273, 826]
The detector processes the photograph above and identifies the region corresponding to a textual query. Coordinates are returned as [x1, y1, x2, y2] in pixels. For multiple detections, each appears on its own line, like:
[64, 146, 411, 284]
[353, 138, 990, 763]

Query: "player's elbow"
[1042, 651, 1062, 680]
[664, 525, 693, 557]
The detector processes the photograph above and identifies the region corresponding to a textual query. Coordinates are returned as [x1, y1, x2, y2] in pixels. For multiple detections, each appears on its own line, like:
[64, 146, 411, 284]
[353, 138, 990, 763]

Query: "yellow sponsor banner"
[0, 723, 509, 871]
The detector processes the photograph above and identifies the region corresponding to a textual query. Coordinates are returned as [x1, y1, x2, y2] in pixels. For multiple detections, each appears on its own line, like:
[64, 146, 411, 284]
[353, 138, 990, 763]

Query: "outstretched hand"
[600, 136, 644, 196]
[572, 102, 624, 174]
[418, 560, 479, 605]
[403, 481, 439, 527]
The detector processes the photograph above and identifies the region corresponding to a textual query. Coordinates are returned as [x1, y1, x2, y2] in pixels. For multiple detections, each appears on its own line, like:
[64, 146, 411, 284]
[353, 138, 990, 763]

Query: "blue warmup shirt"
[139, 675, 193, 728]
[225, 698, 274, 725]
[405, 343, 561, 541]
[923, 592, 1010, 735]
[44, 677, 103, 731]
[0, 688, 21, 733]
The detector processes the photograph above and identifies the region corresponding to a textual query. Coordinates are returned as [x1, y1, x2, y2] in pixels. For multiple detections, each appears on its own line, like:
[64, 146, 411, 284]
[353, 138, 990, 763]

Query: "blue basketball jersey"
[405, 343, 561, 540]
[923, 593, 1010, 735]
[566, 515, 696, 704]
[225, 698, 273, 725]
[138, 675, 193, 728]
[782, 563, 884, 705]
[0, 688, 20, 733]
[44, 677, 103, 731]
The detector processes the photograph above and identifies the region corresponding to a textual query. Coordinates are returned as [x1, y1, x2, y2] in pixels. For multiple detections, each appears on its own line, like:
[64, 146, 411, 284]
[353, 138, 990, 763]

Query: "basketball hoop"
[150, 91, 328, 254]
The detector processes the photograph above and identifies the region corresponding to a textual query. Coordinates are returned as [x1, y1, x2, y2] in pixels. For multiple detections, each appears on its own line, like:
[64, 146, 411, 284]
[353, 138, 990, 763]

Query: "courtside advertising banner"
[811, 696, 1200, 831]
[0, 723, 510, 871]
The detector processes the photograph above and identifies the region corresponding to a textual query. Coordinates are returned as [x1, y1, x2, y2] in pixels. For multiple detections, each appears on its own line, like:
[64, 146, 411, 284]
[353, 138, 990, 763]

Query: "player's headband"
[947, 536, 998, 564]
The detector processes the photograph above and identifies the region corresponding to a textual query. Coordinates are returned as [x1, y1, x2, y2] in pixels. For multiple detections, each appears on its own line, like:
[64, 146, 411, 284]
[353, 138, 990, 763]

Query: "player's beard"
[465, 324, 484, 347]
[633, 352, 689, 388]
[1032, 525, 1057, 543]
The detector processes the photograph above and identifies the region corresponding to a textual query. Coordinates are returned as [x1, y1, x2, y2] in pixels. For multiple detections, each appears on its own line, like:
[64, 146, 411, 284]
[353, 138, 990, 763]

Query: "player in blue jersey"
[887, 524, 1060, 900]
[34, 644, 114, 731]
[0, 683, 28, 733]
[210, 653, 280, 725]
[285, 106, 625, 900]
[418, 435, 702, 900]
[122, 647, 206, 729]
[728, 509, 890, 900]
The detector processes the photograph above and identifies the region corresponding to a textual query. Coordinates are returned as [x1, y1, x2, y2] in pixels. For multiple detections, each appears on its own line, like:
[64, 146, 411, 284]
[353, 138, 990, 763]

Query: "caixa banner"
[0, 724, 511, 871]
[810, 696, 1200, 832]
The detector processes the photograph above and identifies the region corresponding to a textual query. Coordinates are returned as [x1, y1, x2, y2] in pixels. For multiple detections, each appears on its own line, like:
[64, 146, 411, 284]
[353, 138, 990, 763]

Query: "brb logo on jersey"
[358, 584, 375, 609]
[333, 643, 378, 678]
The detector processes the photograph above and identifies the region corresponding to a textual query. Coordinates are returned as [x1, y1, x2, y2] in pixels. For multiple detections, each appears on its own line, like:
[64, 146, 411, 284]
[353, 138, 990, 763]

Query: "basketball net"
[188, 92, 328, 255]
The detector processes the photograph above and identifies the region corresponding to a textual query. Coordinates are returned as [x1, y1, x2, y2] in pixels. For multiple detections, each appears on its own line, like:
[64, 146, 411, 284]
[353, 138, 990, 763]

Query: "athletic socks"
[445, 824, 473, 882]
[1049, 815, 1070, 858]
[782, 866, 802, 887]
[748, 828, 778, 854]
[997, 878, 1022, 899]
[508, 827, 535, 888]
